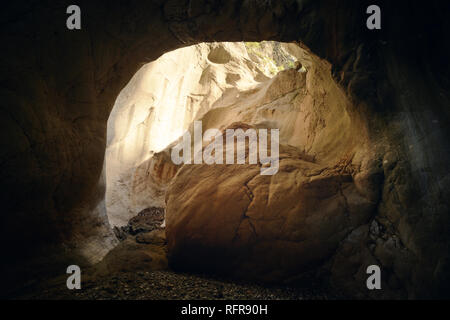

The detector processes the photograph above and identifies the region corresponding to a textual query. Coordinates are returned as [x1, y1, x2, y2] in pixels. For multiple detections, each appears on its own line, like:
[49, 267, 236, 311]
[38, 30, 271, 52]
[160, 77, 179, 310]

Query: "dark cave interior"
[0, 0, 449, 299]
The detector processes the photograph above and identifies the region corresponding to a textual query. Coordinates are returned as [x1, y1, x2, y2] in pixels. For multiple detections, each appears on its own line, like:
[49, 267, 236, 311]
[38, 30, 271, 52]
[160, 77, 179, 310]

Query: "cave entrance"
[100, 37, 375, 290]
[104, 41, 302, 230]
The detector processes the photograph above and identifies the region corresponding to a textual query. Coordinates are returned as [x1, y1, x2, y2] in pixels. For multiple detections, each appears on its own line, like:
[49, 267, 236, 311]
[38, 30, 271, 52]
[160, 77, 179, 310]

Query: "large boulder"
[166, 136, 379, 283]
[105, 42, 293, 226]
[2, 1, 449, 299]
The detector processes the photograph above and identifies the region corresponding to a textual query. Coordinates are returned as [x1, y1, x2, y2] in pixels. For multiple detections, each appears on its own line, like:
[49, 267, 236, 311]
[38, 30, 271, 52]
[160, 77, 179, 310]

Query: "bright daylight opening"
[105, 41, 302, 228]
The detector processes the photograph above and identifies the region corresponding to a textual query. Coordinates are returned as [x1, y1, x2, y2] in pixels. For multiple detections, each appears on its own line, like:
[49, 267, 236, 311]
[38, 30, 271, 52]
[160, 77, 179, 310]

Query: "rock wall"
[1, 0, 449, 298]
[105, 42, 295, 226]
[164, 47, 384, 295]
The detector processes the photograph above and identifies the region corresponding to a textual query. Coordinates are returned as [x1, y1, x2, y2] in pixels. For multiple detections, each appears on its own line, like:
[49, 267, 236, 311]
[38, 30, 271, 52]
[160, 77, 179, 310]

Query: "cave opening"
[2, 0, 449, 301]
[98, 39, 372, 293]
[104, 41, 303, 230]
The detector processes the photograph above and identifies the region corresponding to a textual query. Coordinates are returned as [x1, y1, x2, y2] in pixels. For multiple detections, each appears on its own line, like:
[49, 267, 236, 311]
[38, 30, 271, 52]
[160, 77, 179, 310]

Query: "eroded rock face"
[105, 42, 290, 226]
[1, 1, 449, 298]
[93, 229, 168, 277]
[164, 52, 383, 293]
[166, 144, 377, 282]
[113, 207, 165, 241]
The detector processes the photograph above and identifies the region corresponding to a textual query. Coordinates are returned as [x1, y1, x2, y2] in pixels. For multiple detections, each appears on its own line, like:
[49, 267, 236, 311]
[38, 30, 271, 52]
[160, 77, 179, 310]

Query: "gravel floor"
[14, 216, 336, 300]
[21, 270, 334, 300]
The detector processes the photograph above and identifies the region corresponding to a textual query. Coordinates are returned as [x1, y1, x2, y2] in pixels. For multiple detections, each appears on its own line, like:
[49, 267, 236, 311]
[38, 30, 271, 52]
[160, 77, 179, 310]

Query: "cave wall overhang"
[1, 0, 449, 298]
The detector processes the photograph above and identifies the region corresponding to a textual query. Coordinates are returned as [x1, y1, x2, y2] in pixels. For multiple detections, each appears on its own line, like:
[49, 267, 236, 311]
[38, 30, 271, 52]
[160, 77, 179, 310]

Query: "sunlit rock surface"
[164, 49, 385, 294]
[1, 1, 449, 299]
[106, 42, 296, 226]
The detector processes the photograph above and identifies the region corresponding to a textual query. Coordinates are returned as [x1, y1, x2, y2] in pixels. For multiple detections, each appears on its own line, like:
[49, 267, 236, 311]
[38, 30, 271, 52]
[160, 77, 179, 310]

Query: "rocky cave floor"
[26, 270, 333, 300]
[16, 208, 338, 300]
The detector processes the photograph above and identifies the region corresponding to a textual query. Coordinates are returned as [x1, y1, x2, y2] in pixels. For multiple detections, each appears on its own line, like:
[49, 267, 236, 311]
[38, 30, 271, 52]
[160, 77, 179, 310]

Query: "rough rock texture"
[105, 42, 294, 226]
[16, 270, 333, 300]
[1, 0, 449, 299]
[94, 209, 168, 278]
[113, 207, 165, 241]
[93, 229, 168, 277]
[165, 52, 378, 290]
